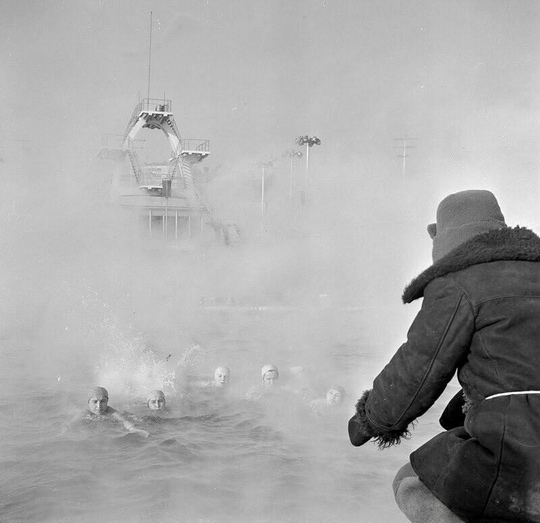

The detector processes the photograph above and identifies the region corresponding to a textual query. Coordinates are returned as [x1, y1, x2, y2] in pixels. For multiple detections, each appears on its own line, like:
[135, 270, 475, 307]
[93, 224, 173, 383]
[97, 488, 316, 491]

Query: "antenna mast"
[146, 12, 153, 100]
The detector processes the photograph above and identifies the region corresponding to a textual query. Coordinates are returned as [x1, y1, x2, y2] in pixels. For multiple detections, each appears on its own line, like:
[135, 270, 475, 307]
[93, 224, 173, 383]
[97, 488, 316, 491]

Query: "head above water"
[326, 385, 345, 405]
[147, 390, 166, 410]
[261, 364, 279, 388]
[214, 367, 231, 387]
[427, 190, 506, 263]
[88, 386, 109, 414]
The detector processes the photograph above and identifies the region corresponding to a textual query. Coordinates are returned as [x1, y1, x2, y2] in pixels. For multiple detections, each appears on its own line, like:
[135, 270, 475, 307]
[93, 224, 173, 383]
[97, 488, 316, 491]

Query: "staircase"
[126, 148, 143, 185]
[119, 97, 243, 244]
[179, 156, 196, 194]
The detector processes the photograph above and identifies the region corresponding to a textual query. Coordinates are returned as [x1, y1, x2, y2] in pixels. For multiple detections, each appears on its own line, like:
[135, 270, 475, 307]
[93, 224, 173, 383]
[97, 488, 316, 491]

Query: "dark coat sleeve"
[356, 277, 475, 447]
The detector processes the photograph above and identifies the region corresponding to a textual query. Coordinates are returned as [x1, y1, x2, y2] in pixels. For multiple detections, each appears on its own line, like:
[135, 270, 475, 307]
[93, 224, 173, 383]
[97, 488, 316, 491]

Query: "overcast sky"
[2, 0, 540, 228]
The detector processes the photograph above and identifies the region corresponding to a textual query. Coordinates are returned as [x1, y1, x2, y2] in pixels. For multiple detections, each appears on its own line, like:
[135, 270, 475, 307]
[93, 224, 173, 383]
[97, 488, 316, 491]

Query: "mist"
[1, 2, 539, 521]
[1, 0, 539, 410]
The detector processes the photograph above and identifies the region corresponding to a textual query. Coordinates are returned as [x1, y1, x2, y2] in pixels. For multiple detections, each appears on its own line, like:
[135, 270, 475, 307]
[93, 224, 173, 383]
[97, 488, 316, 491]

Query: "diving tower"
[101, 98, 241, 245]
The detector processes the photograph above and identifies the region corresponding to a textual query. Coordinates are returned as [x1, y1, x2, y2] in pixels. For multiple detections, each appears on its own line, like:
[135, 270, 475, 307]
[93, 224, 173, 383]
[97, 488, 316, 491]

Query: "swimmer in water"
[261, 364, 279, 388]
[246, 364, 282, 401]
[309, 385, 346, 417]
[186, 366, 231, 391]
[64, 387, 149, 436]
[147, 390, 167, 411]
[213, 366, 231, 388]
[176, 367, 232, 413]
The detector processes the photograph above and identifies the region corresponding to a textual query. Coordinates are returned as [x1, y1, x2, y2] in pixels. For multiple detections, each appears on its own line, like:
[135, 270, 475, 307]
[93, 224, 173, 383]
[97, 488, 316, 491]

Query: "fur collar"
[402, 227, 540, 304]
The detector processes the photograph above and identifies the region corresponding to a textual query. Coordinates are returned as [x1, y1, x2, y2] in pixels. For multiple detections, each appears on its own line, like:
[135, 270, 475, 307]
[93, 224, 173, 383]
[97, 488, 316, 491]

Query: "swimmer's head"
[147, 390, 166, 410]
[88, 386, 109, 414]
[261, 364, 279, 388]
[326, 385, 345, 405]
[214, 367, 230, 387]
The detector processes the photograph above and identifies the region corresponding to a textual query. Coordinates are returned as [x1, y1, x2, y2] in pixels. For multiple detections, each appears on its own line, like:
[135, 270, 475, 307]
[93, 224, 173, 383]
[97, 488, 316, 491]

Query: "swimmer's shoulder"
[70, 409, 92, 423]
[107, 406, 128, 421]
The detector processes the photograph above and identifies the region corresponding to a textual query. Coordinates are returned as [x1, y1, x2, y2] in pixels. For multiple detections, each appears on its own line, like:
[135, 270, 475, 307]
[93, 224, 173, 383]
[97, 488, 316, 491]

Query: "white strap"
[485, 390, 540, 400]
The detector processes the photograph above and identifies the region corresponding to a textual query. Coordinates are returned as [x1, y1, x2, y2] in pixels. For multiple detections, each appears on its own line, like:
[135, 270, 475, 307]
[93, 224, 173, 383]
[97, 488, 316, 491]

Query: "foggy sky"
[1, 0, 540, 264]
[2, 1, 539, 202]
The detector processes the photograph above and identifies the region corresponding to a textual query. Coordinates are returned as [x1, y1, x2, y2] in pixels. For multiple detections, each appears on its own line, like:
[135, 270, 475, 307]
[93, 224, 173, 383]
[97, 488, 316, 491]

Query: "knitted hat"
[261, 364, 279, 379]
[428, 190, 506, 262]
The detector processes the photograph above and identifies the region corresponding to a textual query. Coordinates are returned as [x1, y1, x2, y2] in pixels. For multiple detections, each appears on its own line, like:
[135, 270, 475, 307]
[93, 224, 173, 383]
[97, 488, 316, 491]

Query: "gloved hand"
[348, 414, 372, 447]
[439, 389, 466, 430]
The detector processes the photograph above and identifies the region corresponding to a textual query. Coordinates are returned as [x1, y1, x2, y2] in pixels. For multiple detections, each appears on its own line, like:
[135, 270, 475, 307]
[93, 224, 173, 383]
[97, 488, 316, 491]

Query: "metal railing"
[181, 139, 210, 153]
[139, 98, 173, 113]
[124, 98, 174, 138]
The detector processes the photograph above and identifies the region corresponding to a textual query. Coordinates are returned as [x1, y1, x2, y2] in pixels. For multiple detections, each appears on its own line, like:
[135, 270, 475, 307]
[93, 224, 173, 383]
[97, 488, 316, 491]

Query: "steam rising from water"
[2, 4, 539, 520]
[0, 130, 520, 523]
[0, 146, 427, 395]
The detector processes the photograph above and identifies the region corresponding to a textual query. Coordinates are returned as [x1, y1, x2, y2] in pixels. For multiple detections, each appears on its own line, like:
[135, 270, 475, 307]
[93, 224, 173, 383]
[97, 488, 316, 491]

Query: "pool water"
[0, 183, 457, 522]
[0, 305, 458, 523]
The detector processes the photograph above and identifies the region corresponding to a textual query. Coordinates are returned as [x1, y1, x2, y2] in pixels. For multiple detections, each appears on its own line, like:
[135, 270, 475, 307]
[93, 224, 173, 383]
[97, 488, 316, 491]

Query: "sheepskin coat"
[354, 226, 540, 522]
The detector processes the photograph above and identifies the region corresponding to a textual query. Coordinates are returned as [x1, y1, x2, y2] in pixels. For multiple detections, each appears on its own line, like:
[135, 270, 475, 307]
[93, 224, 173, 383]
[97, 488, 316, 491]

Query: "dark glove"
[439, 390, 466, 430]
[348, 414, 372, 447]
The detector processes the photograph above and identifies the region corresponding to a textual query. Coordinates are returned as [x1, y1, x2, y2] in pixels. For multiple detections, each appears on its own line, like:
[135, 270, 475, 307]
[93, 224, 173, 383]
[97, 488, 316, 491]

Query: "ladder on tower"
[178, 156, 196, 194]
[126, 148, 143, 185]
[118, 97, 242, 244]
[191, 176, 243, 244]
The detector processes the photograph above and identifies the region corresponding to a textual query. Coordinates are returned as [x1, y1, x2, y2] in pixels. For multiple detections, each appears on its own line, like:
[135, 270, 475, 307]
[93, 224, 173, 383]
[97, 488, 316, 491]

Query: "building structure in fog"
[99, 97, 241, 246]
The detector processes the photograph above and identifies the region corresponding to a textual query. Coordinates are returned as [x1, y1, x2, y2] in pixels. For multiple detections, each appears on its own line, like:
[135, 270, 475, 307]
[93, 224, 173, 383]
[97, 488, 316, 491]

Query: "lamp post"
[257, 159, 274, 231]
[295, 136, 321, 204]
[283, 149, 303, 200]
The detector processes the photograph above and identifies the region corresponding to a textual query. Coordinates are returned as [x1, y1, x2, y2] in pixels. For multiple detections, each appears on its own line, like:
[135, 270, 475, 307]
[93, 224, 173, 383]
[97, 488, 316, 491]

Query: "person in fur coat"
[348, 190, 540, 523]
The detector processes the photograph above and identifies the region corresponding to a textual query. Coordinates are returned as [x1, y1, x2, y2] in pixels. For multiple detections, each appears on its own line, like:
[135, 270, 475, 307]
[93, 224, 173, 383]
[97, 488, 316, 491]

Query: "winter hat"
[261, 364, 279, 379]
[428, 190, 506, 263]
[89, 386, 109, 402]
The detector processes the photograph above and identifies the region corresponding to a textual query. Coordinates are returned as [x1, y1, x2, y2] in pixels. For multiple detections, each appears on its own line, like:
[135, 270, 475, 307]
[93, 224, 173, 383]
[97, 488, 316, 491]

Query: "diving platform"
[101, 97, 242, 245]
[180, 139, 210, 163]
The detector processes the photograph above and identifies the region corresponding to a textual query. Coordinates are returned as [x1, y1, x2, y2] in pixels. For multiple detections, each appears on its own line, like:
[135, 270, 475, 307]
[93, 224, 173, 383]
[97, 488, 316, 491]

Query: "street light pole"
[295, 135, 321, 204]
[261, 164, 266, 218]
[283, 149, 303, 200]
[305, 143, 310, 186]
[256, 159, 274, 231]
